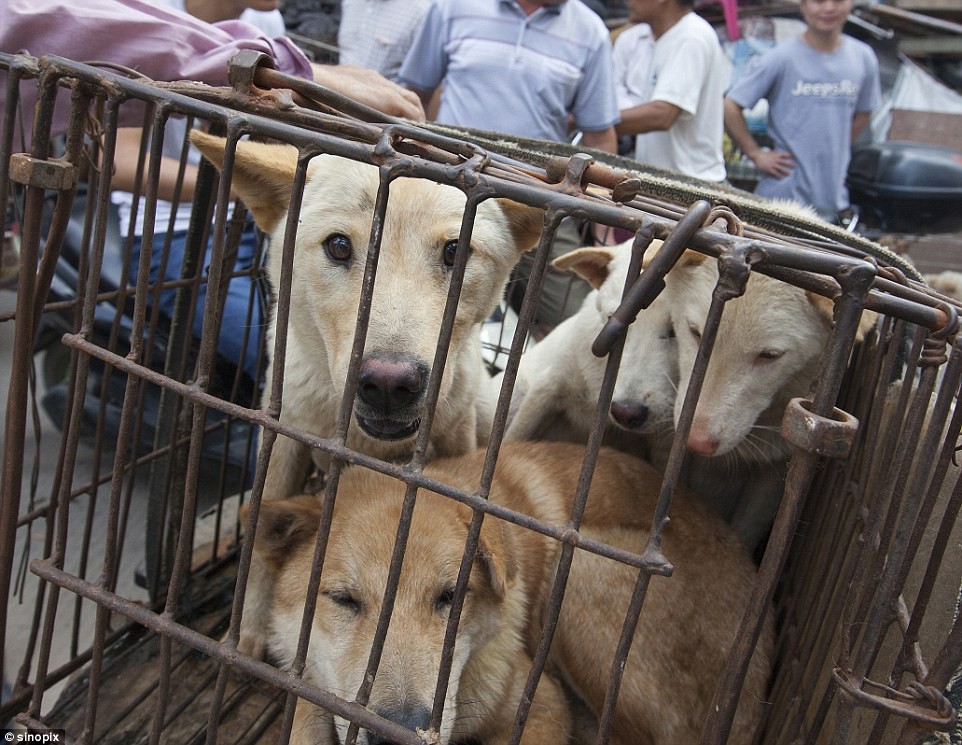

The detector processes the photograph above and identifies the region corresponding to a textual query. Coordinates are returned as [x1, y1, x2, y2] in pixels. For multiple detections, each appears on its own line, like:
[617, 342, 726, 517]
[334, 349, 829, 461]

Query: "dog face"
[554, 242, 678, 436]
[251, 476, 516, 745]
[666, 252, 873, 461]
[191, 132, 541, 446]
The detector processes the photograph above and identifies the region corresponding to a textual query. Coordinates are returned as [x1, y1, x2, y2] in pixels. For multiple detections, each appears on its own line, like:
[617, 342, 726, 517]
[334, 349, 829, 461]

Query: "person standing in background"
[723, 0, 881, 221]
[398, 0, 617, 151]
[338, 0, 432, 80]
[616, 0, 728, 183]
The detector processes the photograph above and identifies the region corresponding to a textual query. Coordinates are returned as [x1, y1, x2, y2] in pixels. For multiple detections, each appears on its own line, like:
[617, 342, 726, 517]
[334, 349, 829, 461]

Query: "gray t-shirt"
[727, 35, 881, 217]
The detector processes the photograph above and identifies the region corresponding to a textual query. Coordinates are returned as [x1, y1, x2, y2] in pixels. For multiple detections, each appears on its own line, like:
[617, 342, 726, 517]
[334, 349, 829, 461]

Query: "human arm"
[851, 47, 881, 144]
[851, 110, 871, 142]
[580, 127, 618, 155]
[1, 0, 315, 84]
[723, 97, 795, 179]
[569, 23, 621, 145]
[310, 63, 425, 121]
[403, 86, 438, 116]
[110, 127, 205, 204]
[396, 2, 447, 119]
[616, 100, 682, 136]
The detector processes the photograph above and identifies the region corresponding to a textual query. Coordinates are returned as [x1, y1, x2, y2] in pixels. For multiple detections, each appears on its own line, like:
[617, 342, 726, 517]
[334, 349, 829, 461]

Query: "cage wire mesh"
[0, 51, 960, 745]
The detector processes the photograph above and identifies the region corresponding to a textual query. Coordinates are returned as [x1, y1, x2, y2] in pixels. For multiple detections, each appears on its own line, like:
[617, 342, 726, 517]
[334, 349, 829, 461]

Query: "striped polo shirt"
[398, 0, 619, 142]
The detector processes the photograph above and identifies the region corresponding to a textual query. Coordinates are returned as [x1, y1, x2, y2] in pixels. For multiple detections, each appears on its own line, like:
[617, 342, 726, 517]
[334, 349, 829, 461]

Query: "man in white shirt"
[616, 0, 729, 182]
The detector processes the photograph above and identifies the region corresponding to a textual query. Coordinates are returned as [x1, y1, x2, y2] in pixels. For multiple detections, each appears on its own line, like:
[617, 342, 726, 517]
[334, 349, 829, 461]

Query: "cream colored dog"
[665, 251, 876, 550]
[190, 132, 542, 658]
[252, 442, 774, 745]
[190, 131, 543, 498]
[503, 241, 678, 457]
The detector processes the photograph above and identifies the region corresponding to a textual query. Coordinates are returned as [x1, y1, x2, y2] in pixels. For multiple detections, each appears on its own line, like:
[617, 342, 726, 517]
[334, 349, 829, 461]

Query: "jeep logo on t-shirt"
[791, 79, 860, 97]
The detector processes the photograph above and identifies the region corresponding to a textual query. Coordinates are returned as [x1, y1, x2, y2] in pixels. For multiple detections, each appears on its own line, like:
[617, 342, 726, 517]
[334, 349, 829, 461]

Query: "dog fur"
[924, 270, 962, 304]
[502, 241, 678, 455]
[190, 132, 543, 658]
[664, 251, 876, 550]
[190, 131, 543, 497]
[252, 442, 774, 745]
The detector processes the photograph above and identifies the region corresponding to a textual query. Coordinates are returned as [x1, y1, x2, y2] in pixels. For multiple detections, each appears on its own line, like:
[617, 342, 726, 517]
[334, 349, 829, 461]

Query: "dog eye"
[442, 240, 465, 268]
[323, 234, 353, 264]
[325, 590, 362, 614]
[756, 350, 784, 362]
[659, 327, 676, 340]
[435, 587, 458, 613]
[688, 323, 702, 341]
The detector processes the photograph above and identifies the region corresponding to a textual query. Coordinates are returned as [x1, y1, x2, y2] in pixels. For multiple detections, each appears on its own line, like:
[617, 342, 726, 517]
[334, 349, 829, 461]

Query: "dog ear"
[671, 248, 710, 270]
[189, 131, 299, 233]
[471, 517, 516, 599]
[495, 199, 545, 254]
[640, 238, 665, 269]
[806, 291, 879, 342]
[552, 246, 617, 290]
[244, 495, 321, 573]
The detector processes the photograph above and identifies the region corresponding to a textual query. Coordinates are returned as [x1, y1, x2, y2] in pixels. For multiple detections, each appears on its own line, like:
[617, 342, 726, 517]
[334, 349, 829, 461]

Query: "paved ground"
[0, 286, 150, 718]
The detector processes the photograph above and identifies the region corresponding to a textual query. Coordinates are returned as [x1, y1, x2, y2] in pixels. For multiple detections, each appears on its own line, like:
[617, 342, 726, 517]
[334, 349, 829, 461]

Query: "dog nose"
[358, 356, 426, 412]
[610, 401, 649, 430]
[368, 703, 432, 745]
[687, 432, 720, 456]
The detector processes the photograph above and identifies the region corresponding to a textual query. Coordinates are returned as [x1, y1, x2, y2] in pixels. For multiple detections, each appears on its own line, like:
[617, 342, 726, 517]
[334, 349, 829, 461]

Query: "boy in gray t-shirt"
[723, 0, 881, 221]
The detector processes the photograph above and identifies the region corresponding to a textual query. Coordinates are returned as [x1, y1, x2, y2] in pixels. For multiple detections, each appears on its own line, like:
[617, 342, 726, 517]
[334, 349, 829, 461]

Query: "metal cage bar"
[2, 51, 961, 745]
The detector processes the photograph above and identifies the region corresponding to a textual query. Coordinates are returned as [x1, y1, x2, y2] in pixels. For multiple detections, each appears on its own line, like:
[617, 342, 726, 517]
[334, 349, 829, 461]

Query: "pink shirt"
[1, 0, 314, 137]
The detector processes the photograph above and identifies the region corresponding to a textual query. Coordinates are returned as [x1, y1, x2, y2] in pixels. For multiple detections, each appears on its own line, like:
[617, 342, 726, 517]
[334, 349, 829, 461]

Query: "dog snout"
[687, 431, 720, 456]
[610, 401, 649, 430]
[358, 356, 427, 413]
[369, 703, 433, 745]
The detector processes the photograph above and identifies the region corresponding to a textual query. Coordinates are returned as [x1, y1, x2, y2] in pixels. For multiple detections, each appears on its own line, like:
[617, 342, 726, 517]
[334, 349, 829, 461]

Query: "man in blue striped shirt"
[399, 0, 618, 151]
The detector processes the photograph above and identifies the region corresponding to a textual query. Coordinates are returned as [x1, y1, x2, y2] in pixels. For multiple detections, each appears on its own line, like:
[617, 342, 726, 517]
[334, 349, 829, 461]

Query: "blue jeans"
[131, 223, 264, 382]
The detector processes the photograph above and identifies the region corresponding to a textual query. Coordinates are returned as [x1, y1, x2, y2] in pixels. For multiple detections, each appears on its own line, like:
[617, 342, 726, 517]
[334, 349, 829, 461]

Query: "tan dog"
[503, 241, 678, 456]
[665, 252, 876, 550]
[252, 442, 774, 745]
[190, 132, 542, 657]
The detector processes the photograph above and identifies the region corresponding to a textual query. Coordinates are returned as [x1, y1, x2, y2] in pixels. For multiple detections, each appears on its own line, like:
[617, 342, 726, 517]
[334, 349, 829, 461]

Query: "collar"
[500, 0, 565, 18]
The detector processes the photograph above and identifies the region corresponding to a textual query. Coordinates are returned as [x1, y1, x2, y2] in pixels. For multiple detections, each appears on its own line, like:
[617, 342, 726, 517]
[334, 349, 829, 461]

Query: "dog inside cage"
[2, 52, 962, 745]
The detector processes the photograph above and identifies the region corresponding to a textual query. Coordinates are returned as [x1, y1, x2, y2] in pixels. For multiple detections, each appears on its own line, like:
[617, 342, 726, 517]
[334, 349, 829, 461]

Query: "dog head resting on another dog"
[190, 131, 543, 447]
[553, 241, 678, 437]
[665, 249, 877, 463]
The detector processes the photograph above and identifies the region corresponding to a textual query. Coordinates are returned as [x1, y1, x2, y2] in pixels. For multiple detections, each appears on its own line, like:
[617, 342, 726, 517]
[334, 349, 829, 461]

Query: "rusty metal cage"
[1, 51, 961, 745]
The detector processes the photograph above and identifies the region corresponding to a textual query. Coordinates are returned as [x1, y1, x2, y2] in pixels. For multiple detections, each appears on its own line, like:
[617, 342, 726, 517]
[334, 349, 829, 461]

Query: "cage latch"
[228, 49, 276, 95]
[781, 398, 859, 459]
[7, 153, 76, 191]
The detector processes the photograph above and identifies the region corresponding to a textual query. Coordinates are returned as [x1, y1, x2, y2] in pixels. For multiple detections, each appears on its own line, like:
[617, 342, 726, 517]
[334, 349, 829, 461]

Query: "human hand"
[750, 149, 796, 179]
[310, 63, 426, 121]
